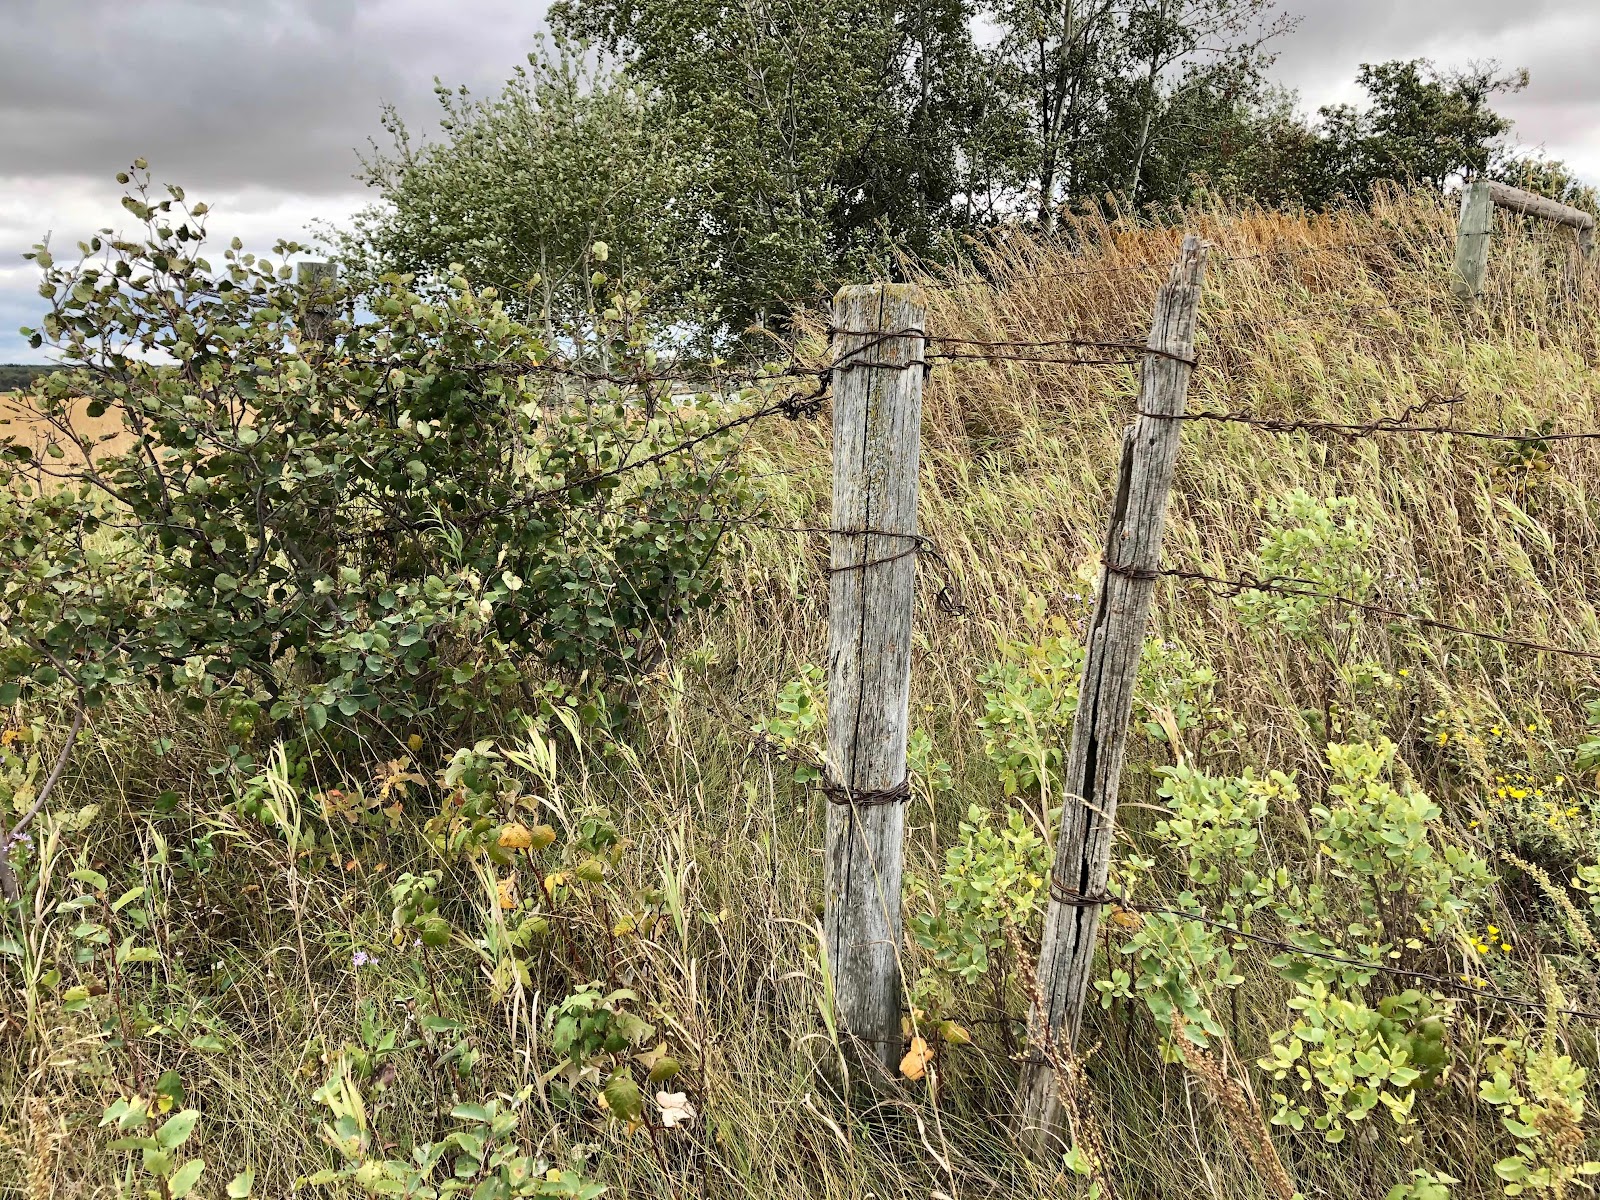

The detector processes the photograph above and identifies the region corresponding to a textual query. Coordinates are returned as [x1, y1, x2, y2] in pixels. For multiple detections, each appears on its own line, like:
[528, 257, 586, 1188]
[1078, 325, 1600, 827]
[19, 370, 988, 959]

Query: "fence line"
[306, 201, 1600, 1132]
[1149, 406, 1600, 445]
[1131, 566, 1600, 663]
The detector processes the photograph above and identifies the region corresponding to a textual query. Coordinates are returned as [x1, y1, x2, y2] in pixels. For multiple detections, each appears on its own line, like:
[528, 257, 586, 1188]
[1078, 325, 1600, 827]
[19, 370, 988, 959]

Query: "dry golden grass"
[0, 392, 136, 463]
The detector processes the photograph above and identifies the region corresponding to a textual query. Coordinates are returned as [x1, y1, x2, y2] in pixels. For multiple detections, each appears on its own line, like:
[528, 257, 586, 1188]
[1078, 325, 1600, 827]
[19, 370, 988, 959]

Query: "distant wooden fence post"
[1452, 180, 1597, 299]
[297, 260, 338, 342]
[824, 283, 926, 1078]
[1014, 237, 1208, 1157]
[1453, 179, 1494, 300]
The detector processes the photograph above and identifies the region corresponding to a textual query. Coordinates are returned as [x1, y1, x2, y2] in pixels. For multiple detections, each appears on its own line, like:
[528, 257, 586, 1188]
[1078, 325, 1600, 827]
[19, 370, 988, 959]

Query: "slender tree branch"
[0, 705, 87, 903]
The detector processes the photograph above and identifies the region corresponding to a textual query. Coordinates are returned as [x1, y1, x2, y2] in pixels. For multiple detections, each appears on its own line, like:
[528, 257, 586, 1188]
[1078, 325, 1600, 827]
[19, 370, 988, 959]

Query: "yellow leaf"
[900, 1036, 934, 1081]
[1109, 907, 1144, 930]
[496, 876, 518, 911]
[937, 1020, 971, 1046]
[497, 822, 534, 851]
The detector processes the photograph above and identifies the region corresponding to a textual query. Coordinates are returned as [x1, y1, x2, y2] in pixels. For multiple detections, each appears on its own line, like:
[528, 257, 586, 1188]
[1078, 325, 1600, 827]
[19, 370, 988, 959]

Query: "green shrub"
[1, 166, 755, 753]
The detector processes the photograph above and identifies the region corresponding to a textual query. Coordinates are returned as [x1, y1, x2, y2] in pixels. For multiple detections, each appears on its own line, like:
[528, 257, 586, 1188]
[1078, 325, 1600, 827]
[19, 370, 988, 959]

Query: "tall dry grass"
[5, 189, 1600, 1199]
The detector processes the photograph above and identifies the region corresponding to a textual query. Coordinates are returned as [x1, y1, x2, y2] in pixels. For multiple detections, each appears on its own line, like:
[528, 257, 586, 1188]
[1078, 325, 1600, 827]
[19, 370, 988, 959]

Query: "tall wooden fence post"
[1014, 237, 1208, 1157]
[1452, 179, 1494, 300]
[824, 283, 926, 1078]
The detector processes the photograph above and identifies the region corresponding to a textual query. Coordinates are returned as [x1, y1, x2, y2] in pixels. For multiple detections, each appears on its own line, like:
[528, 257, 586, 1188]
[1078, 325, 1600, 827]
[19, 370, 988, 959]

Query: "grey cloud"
[1, 0, 549, 194]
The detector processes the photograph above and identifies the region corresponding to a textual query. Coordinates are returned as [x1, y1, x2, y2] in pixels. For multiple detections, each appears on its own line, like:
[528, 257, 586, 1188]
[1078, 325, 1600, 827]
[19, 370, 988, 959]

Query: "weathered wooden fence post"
[1015, 237, 1208, 1156]
[1452, 179, 1494, 300]
[824, 283, 926, 1077]
[297, 260, 338, 342]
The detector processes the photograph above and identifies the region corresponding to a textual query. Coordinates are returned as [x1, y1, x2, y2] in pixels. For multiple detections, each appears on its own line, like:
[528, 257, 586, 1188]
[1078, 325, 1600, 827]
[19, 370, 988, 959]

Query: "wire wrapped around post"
[821, 283, 926, 1081]
[1014, 236, 1210, 1158]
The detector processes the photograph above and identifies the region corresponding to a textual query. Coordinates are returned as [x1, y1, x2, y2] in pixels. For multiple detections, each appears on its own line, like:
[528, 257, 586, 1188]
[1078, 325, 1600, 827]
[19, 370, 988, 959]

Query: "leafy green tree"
[979, 0, 1292, 219]
[1101, 0, 1293, 208]
[0, 365, 61, 392]
[552, 0, 990, 337]
[1306, 60, 1525, 203]
[343, 37, 697, 339]
[1127, 83, 1322, 209]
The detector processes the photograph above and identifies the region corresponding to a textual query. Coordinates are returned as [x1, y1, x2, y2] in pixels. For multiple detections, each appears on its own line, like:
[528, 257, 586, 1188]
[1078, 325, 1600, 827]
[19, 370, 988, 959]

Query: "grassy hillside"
[6, 190, 1600, 1199]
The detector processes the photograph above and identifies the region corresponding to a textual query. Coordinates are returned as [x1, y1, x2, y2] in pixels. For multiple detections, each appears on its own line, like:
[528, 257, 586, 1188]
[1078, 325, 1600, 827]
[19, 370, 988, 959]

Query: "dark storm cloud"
[6, 0, 1596, 201]
[0, 0, 548, 193]
[0, 0, 550, 359]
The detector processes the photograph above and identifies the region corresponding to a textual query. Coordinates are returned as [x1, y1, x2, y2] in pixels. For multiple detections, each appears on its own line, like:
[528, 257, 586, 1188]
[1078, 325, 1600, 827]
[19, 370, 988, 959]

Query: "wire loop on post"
[1047, 874, 1119, 908]
[826, 527, 968, 615]
[819, 778, 912, 808]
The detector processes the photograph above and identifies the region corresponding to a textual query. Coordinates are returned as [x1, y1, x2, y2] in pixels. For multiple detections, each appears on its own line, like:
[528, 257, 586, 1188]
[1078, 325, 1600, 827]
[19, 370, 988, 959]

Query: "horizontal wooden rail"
[1486, 181, 1595, 233]
[1484, 180, 1600, 232]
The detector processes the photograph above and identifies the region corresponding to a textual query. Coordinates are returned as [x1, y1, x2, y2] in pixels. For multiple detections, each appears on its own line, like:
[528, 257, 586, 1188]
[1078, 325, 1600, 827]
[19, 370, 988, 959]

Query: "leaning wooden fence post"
[823, 283, 926, 1078]
[1014, 237, 1208, 1157]
[1452, 179, 1494, 300]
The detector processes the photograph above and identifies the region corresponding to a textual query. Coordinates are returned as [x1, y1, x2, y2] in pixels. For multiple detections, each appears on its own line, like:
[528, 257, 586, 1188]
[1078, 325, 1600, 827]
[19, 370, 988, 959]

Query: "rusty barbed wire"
[1108, 562, 1600, 663]
[1140, 386, 1600, 445]
[832, 327, 1200, 369]
[604, 508, 968, 615]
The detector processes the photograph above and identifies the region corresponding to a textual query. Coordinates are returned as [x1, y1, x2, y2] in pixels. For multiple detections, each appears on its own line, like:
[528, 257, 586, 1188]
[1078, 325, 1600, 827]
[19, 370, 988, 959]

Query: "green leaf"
[168, 1157, 206, 1197]
[155, 1071, 185, 1108]
[226, 1167, 256, 1198]
[70, 868, 109, 892]
[156, 1109, 201, 1150]
[1495, 1157, 1531, 1182]
[602, 1071, 642, 1121]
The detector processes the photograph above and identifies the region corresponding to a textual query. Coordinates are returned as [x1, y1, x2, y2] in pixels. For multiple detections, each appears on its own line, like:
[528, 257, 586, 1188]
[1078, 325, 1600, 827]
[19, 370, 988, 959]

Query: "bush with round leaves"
[1, 166, 759, 755]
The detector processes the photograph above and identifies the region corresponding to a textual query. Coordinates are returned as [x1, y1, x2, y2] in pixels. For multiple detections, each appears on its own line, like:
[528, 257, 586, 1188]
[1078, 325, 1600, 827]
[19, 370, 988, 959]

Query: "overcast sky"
[4, 0, 1598, 361]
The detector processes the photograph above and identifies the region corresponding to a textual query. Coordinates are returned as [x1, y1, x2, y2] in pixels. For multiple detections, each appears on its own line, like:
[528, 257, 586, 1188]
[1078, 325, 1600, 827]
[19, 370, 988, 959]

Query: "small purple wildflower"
[352, 950, 377, 968]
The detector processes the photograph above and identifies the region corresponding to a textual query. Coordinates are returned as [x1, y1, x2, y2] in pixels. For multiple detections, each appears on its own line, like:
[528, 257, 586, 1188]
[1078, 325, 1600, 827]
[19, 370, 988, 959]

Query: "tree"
[1110, 0, 1294, 206]
[978, 0, 1292, 221]
[343, 38, 697, 340]
[3, 167, 754, 754]
[551, 0, 990, 338]
[1306, 60, 1525, 204]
